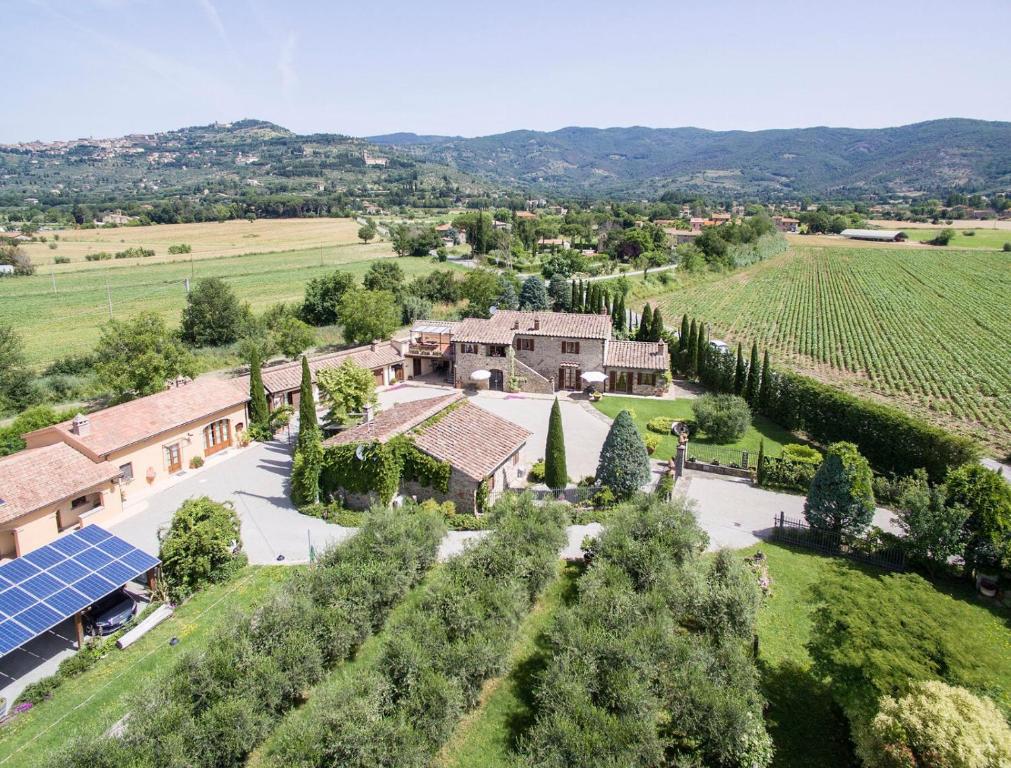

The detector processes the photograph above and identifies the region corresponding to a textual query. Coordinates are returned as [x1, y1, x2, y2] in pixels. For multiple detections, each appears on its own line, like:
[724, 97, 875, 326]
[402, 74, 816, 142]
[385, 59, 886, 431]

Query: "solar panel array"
[0, 525, 159, 657]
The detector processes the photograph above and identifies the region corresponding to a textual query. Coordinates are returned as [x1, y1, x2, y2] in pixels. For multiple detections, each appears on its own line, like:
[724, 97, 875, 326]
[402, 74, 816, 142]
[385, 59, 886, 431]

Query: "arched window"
[203, 419, 232, 456]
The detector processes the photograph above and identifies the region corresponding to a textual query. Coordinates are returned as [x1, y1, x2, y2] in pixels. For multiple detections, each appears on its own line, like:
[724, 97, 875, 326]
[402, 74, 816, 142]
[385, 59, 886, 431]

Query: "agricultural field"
[654, 245, 1011, 451]
[0, 243, 460, 367]
[18, 218, 370, 268]
[899, 227, 1011, 250]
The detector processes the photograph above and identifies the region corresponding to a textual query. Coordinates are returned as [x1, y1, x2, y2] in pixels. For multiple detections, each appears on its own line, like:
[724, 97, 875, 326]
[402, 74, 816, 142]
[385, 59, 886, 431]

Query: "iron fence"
[771, 513, 906, 571]
[685, 443, 755, 470]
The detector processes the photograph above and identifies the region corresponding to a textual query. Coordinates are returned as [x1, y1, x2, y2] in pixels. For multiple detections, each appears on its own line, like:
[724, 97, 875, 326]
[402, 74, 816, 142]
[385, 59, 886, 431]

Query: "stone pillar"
[674, 439, 687, 478]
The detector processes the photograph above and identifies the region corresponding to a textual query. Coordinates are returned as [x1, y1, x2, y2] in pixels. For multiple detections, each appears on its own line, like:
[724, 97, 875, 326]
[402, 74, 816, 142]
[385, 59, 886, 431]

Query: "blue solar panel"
[75, 525, 111, 545]
[76, 547, 114, 570]
[0, 526, 160, 657]
[14, 604, 63, 634]
[50, 534, 89, 557]
[22, 572, 62, 599]
[49, 558, 89, 584]
[46, 587, 91, 616]
[73, 573, 117, 602]
[97, 537, 134, 558]
[120, 549, 160, 573]
[0, 587, 36, 617]
[22, 545, 66, 570]
[0, 558, 40, 583]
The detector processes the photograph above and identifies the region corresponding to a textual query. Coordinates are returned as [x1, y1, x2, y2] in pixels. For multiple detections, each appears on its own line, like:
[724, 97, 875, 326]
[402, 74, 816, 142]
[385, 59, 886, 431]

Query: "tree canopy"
[300, 270, 355, 326]
[337, 289, 399, 346]
[316, 358, 377, 425]
[595, 409, 651, 498]
[94, 312, 195, 399]
[179, 277, 248, 347]
[804, 441, 875, 535]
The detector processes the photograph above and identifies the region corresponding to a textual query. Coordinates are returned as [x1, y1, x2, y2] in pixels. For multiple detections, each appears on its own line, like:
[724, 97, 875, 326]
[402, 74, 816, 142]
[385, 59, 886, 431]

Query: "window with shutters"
[516, 337, 535, 351]
[561, 340, 580, 354]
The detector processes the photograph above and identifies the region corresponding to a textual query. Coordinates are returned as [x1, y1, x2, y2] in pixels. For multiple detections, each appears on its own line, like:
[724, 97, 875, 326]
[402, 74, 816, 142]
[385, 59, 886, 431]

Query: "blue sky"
[6, 0, 1011, 142]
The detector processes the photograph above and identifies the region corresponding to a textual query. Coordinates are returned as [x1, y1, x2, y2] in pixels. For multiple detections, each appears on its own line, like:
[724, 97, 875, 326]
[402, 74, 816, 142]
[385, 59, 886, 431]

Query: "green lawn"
[901, 227, 1011, 250]
[436, 562, 582, 768]
[593, 395, 795, 460]
[744, 542, 1011, 768]
[0, 566, 291, 767]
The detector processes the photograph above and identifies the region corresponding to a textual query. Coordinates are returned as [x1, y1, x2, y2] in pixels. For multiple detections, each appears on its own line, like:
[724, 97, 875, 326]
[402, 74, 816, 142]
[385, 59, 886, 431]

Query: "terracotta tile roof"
[322, 393, 462, 447]
[412, 400, 530, 481]
[32, 379, 248, 457]
[605, 340, 670, 371]
[452, 311, 612, 345]
[258, 343, 404, 395]
[0, 443, 120, 524]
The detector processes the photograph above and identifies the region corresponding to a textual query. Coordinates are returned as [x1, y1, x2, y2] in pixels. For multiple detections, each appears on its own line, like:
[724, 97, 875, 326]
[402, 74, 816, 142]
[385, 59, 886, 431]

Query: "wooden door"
[412, 358, 422, 376]
[489, 369, 504, 391]
[165, 443, 182, 473]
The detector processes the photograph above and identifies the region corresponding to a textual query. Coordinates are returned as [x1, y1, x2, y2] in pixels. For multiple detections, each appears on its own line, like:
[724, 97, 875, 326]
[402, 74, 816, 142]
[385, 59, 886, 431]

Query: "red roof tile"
[322, 393, 462, 447]
[0, 443, 120, 524]
[32, 379, 248, 457]
[258, 343, 404, 395]
[413, 400, 529, 481]
[605, 340, 670, 370]
[453, 311, 611, 344]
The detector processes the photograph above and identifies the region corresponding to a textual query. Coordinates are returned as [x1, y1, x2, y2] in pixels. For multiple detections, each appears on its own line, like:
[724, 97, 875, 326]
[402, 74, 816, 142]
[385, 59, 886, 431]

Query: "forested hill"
[369, 119, 1011, 198]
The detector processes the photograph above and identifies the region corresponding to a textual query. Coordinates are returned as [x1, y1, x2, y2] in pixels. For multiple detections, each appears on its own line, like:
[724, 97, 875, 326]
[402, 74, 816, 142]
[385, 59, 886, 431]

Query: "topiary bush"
[646, 416, 675, 434]
[595, 410, 651, 499]
[804, 441, 875, 535]
[759, 443, 823, 492]
[691, 393, 751, 442]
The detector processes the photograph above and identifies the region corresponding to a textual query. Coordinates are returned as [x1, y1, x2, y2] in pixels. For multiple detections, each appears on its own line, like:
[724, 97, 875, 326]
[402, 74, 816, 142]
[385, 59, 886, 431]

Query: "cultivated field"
[0, 244, 456, 366]
[898, 227, 1011, 250]
[657, 245, 1011, 450]
[20, 218, 367, 268]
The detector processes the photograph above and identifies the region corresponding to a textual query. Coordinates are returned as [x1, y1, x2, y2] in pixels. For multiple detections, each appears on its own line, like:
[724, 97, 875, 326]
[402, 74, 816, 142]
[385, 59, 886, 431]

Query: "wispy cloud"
[278, 31, 298, 96]
[196, 0, 238, 63]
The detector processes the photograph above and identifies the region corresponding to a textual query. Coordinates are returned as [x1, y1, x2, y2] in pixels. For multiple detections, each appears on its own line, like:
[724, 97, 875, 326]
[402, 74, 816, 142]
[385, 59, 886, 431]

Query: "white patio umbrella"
[581, 371, 607, 383]
[470, 369, 492, 381]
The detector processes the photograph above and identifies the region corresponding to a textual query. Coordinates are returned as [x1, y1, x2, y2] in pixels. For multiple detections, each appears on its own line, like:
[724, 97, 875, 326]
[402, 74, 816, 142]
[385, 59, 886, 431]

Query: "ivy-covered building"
[320, 393, 530, 513]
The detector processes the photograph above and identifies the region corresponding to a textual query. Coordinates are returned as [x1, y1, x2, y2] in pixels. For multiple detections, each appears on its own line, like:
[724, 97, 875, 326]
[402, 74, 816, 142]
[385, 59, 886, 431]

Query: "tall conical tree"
[579, 280, 586, 312]
[649, 307, 664, 342]
[756, 438, 766, 486]
[570, 280, 578, 312]
[686, 319, 698, 375]
[615, 294, 626, 332]
[605, 290, 612, 317]
[758, 350, 772, 413]
[297, 355, 318, 452]
[544, 398, 568, 490]
[248, 349, 269, 428]
[694, 322, 707, 379]
[733, 343, 746, 395]
[679, 314, 690, 353]
[637, 304, 653, 341]
[745, 341, 760, 405]
[595, 409, 651, 499]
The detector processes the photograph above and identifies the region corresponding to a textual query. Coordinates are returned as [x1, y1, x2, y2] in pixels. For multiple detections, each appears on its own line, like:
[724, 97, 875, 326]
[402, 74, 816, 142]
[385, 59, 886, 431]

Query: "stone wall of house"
[515, 336, 606, 389]
[402, 466, 480, 512]
[606, 368, 669, 397]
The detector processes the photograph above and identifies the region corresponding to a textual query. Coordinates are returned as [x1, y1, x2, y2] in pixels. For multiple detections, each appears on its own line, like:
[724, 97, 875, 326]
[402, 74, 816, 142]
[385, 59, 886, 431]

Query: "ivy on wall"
[321, 436, 450, 505]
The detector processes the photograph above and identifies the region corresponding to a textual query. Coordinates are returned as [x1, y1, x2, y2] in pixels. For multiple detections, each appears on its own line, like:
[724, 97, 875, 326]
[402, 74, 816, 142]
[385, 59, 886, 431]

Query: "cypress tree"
[544, 398, 568, 490]
[745, 341, 760, 405]
[605, 290, 612, 317]
[570, 280, 578, 312]
[758, 350, 772, 413]
[679, 313, 690, 353]
[804, 441, 875, 535]
[686, 319, 698, 375]
[579, 280, 586, 312]
[591, 284, 602, 314]
[756, 438, 766, 486]
[615, 294, 626, 332]
[650, 307, 664, 342]
[248, 349, 269, 427]
[734, 343, 746, 395]
[638, 305, 652, 341]
[297, 355, 318, 452]
[694, 322, 707, 379]
[595, 409, 651, 499]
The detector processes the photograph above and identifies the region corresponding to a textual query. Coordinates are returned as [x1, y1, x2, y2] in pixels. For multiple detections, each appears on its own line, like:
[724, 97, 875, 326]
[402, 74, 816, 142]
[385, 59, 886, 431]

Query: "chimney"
[71, 413, 91, 437]
[370, 340, 378, 352]
[512, 320, 519, 330]
[533, 317, 540, 331]
[658, 341, 666, 352]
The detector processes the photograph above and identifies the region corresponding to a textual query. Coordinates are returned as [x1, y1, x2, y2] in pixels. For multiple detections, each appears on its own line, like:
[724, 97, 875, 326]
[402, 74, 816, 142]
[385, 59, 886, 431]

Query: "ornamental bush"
[804, 441, 875, 535]
[646, 416, 675, 434]
[158, 497, 245, 601]
[544, 398, 568, 489]
[595, 410, 651, 498]
[863, 681, 1011, 768]
[691, 393, 751, 442]
[759, 443, 823, 492]
[50, 509, 445, 768]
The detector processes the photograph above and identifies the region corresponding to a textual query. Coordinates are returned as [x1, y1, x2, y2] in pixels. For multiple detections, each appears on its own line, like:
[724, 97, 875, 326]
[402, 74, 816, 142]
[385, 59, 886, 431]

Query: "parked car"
[84, 589, 138, 636]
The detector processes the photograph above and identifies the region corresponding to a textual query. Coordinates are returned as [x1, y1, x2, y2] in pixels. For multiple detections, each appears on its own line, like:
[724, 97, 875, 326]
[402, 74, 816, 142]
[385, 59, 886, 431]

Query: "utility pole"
[50, 266, 57, 295]
[320, 242, 323, 267]
[105, 280, 113, 319]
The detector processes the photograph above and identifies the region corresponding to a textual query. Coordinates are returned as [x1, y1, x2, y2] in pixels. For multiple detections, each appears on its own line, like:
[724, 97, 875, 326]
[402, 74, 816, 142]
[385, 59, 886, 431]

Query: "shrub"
[299, 501, 363, 526]
[188, 455, 204, 469]
[944, 463, 1011, 571]
[13, 676, 61, 708]
[114, 246, 154, 259]
[595, 410, 651, 499]
[168, 243, 192, 254]
[646, 416, 675, 434]
[50, 509, 446, 768]
[804, 441, 875, 535]
[85, 251, 112, 261]
[929, 228, 955, 246]
[1003, 242, 1011, 252]
[691, 393, 751, 442]
[643, 432, 661, 454]
[528, 459, 546, 484]
[54, 255, 70, 264]
[158, 497, 245, 601]
[863, 681, 1011, 768]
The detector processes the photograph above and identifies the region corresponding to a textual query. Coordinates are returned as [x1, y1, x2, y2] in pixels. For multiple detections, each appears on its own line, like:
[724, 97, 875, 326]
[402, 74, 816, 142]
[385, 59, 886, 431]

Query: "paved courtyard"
[679, 471, 902, 551]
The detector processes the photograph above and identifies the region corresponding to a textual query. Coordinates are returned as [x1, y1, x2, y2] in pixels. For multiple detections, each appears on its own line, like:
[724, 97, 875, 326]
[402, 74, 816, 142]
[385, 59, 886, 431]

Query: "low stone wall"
[685, 460, 753, 480]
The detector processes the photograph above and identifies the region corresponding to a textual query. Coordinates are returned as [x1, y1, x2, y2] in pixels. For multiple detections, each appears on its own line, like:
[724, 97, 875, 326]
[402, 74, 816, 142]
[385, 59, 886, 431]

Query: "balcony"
[408, 342, 451, 358]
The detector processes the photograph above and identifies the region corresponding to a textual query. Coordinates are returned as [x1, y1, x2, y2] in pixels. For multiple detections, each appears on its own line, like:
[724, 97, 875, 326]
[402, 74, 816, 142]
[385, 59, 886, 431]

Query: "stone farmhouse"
[322, 393, 529, 513]
[436, 310, 669, 396]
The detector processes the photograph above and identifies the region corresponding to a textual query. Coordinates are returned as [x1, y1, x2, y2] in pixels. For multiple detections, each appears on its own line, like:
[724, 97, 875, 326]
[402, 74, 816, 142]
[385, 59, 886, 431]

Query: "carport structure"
[0, 525, 160, 655]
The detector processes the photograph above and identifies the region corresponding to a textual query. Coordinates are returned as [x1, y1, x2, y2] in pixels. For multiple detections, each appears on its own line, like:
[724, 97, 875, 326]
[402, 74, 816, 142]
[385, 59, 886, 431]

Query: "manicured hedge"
[260, 494, 568, 768]
[521, 495, 773, 768]
[765, 371, 977, 482]
[47, 509, 445, 768]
